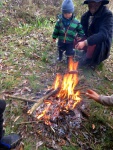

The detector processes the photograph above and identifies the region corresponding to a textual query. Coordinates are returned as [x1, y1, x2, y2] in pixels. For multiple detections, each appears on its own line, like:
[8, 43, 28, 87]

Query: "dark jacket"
[81, 6, 113, 65]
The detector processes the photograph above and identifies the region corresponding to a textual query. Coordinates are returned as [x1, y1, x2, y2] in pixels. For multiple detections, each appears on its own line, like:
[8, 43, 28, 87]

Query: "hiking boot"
[57, 49, 63, 62]
[56, 57, 63, 62]
[0, 133, 21, 149]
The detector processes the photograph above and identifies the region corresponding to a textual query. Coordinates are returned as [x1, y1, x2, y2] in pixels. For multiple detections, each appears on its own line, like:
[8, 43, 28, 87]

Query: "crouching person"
[75, 0, 113, 68]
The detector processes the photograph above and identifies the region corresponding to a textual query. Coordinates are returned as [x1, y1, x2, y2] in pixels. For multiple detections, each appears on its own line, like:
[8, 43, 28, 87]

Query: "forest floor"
[0, 2, 113, 150]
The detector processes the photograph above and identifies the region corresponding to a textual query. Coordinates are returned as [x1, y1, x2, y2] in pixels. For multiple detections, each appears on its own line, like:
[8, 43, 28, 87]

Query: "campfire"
[27, 57, 87, 147]
[2, 55, 90, 150]
[4, 57, 89, 149]
[35, 58, 81, 125]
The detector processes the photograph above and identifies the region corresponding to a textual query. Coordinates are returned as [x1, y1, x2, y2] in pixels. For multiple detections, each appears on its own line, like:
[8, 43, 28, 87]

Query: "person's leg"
[78, 45, 96, 67]
[86, 45, 96, 59]
[65, 43, 75, 56]
[74, 37, 87, 61]
[74, 36, 97, 66]
[57, 42, 65, 61]
[58, 49, 63, 61]
[0, 100, 6, 140]
[79, 45, 96, 66]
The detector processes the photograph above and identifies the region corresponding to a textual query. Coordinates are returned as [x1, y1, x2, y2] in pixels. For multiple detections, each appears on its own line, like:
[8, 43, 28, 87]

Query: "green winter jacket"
[52, 16, 85, 43]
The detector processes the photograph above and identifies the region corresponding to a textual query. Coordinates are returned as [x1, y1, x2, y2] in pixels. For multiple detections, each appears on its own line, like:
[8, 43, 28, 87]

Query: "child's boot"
[57, 50, 63, 62]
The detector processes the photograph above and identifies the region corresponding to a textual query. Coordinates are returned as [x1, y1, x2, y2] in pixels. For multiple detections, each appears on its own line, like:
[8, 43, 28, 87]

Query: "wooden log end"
[27, 110, 32, 115]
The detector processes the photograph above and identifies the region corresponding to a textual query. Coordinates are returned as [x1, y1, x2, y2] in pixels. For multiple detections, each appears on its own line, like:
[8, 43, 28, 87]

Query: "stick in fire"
[27, 87, 60, 115]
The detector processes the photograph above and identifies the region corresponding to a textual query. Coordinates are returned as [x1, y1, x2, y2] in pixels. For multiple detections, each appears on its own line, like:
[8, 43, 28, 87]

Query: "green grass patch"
[0, 2, 113, 149]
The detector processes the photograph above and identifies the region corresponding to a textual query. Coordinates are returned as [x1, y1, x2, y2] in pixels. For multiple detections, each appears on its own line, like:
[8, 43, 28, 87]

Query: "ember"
[35, 57, 82, 126]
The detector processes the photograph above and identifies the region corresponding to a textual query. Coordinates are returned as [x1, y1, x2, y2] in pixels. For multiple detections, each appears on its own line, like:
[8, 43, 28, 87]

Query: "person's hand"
[76, 37, 82, 41]
[53, 39, 56, 42]
[86, 89, 100, 101]
[75, 40, 87, 50]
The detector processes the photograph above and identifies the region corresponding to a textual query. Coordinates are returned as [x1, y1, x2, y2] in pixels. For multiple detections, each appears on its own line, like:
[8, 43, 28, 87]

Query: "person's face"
[63, 13, 72, 19]
[88, 1, 102, 14]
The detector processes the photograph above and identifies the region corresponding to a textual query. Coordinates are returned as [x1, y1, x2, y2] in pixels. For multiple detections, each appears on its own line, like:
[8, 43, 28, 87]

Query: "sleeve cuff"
[85, 40, 88, 46]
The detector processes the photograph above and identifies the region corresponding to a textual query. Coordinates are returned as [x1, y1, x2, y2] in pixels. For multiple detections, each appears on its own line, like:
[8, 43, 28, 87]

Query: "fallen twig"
[106, 123, 113, 130]
[16, 121, 40, 125]
[5, 94, 38, 103]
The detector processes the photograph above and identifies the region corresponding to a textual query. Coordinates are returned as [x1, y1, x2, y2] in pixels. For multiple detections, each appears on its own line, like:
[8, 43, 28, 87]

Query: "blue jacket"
[81, 6, 113, 65]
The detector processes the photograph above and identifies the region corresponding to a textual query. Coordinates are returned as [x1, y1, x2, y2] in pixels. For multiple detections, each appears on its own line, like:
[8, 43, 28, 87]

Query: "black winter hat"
[83, 0, 109, 5]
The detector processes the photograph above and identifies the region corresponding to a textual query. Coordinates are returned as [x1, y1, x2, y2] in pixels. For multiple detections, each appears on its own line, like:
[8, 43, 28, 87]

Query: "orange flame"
[53, 57, 81, 109]
[68, 56, 78, 71]
[36, 58, 81, 124]
[36, 101, 51, 120]
[52, 73, 62, 90]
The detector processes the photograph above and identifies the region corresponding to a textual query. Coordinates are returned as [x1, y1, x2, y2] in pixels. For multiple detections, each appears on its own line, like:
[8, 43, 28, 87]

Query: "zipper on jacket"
[63, 25, 70, 43]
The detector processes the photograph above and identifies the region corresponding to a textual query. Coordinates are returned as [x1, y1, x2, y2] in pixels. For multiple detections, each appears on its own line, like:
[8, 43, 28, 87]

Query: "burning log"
[27, 88, 60, 115]
[68, 70, 78, 74]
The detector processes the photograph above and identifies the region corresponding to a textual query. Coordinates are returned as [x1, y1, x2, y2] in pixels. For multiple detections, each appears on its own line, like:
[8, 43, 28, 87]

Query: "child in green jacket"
[52, 0, 85, 62]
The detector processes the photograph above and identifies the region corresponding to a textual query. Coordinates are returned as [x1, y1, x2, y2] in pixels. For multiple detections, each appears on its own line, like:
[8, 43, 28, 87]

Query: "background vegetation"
[0, 0, 113, 149]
